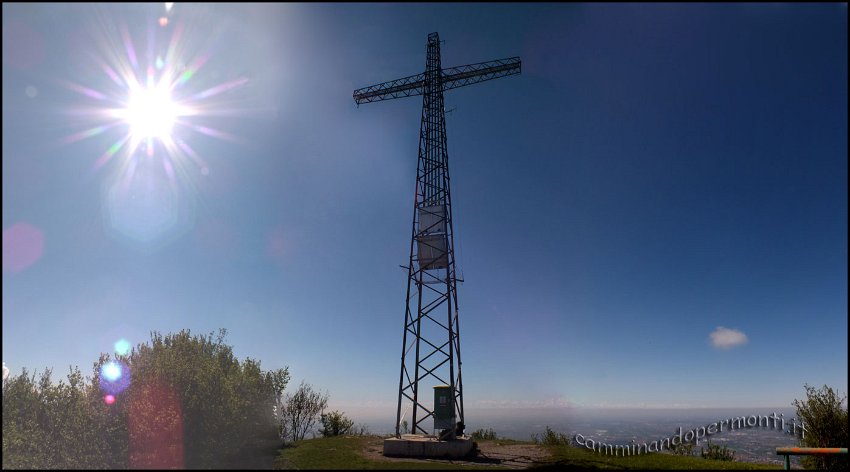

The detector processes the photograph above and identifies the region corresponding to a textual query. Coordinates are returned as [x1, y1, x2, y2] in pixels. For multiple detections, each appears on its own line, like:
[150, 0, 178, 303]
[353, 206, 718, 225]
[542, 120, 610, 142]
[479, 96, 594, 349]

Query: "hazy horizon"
[333, 405, 804, 427]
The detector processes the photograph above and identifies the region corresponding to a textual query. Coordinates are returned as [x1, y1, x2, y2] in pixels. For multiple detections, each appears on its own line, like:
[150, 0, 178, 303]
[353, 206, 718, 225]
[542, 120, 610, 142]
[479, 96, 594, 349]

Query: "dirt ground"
[360, 437, 552, 469]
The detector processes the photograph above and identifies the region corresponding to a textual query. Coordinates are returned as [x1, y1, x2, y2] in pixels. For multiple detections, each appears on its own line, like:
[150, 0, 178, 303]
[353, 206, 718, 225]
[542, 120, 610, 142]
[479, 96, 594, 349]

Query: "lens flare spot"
[104, 394, 116, 405]
[105, 166, 179, 245]
[99, 360, 131, 395]
[159, 17, 168, 28]
[3, 222, 45, 274]
[3, 19, 47, 70]
[115, 338, 131, 356]
[129, 381, 184, 468]
[102, 361, 122, 382]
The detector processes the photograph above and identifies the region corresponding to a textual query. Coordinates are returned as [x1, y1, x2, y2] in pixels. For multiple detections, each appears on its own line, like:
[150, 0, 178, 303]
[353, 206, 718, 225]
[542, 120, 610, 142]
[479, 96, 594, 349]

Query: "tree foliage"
[125, 329, 289, 467]
[793, 384, 849, 470]
[670, 441, 695, 456]
[2, 365, 127, 469]
[531, 425, 571, 446]
[278, 381, 328, 443]
[700, 438, 735, 462]
[2, 329, 289, 469]
[319, 410, 354, 437]
[470, 428, 498, 440]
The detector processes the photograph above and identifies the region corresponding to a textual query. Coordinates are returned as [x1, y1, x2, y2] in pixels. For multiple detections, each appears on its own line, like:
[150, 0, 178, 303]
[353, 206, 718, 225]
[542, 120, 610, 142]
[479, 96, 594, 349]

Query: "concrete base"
[383, 434, 474, 458]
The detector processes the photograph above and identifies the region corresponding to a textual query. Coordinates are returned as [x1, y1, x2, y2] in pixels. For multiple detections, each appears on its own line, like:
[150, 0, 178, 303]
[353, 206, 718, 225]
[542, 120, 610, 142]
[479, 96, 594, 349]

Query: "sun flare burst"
[60, 6, 247, 176]
[55, 4, 252, 249]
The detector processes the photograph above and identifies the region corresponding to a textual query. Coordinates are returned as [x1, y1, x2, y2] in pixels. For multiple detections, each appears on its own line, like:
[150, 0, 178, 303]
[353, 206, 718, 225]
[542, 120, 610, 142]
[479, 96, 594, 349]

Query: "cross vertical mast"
[353, 32, 520, 439]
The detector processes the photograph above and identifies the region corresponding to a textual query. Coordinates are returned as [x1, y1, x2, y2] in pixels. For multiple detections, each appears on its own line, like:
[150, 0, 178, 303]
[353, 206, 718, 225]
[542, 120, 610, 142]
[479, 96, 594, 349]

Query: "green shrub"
[278, 381, 329, 443]
[700, 439, 735, 461]
[531, 426, 571, 446]
[319, 410, 355, 437]
[470, 428, 498, 440]
[2, 365, 129, 469]
[793, 384, 849, 471]
[670, 441, 695, 456]
[2, 329, 289, 469]
[125, 329, 289, 468]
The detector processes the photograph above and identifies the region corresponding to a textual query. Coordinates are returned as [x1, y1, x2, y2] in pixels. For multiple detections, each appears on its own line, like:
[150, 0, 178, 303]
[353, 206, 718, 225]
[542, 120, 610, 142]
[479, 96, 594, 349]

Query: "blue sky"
[2, 3, 847, 418]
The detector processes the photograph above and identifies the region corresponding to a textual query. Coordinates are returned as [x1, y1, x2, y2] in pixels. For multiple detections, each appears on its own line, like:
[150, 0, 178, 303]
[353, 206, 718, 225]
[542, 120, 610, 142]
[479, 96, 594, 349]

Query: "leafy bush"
[670, 441, 695, 456]
[2, 329, 289, 469]
[278, 381, 329, 443]
[2, 366, 126, 469]
[700, 439, 735, 461]
[793, 384, 849, 471]
[531, 426, 571, 446]
[124, 329, 289, 468]
[470, 428, 498, 440]
[319, 410, 354, 437]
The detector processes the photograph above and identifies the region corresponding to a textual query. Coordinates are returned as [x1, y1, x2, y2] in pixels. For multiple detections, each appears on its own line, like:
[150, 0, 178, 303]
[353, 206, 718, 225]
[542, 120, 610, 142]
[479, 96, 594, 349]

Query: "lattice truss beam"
[354, 57, 521, 104]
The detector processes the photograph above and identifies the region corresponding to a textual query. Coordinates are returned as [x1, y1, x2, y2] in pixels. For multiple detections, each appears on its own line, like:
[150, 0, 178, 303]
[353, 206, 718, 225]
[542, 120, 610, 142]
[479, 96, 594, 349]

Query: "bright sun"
[122, 83, 180, 142]
[59, 7, 249, 172]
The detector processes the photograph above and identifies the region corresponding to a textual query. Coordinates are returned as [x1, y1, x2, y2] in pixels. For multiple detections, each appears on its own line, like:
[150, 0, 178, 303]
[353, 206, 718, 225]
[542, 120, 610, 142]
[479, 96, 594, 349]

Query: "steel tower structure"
[354, 32, 520, 438]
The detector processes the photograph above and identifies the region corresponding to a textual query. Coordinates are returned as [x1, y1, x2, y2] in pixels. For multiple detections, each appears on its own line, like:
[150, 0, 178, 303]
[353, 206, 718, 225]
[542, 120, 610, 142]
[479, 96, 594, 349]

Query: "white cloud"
[2, 362, 9, 381]
[709, 326, 749, 350]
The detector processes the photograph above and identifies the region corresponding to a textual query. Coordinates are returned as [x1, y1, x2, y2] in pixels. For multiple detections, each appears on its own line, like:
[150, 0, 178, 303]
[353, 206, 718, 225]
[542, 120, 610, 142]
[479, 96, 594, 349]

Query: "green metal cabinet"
[434, 385, 455, 430]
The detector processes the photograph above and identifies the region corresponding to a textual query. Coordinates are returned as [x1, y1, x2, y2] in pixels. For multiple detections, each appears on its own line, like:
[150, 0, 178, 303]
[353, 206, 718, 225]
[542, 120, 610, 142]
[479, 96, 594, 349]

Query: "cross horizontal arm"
[353, 72, 425, 105]
[440, 57, 521, 93]
[352, 57, 521, 105]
